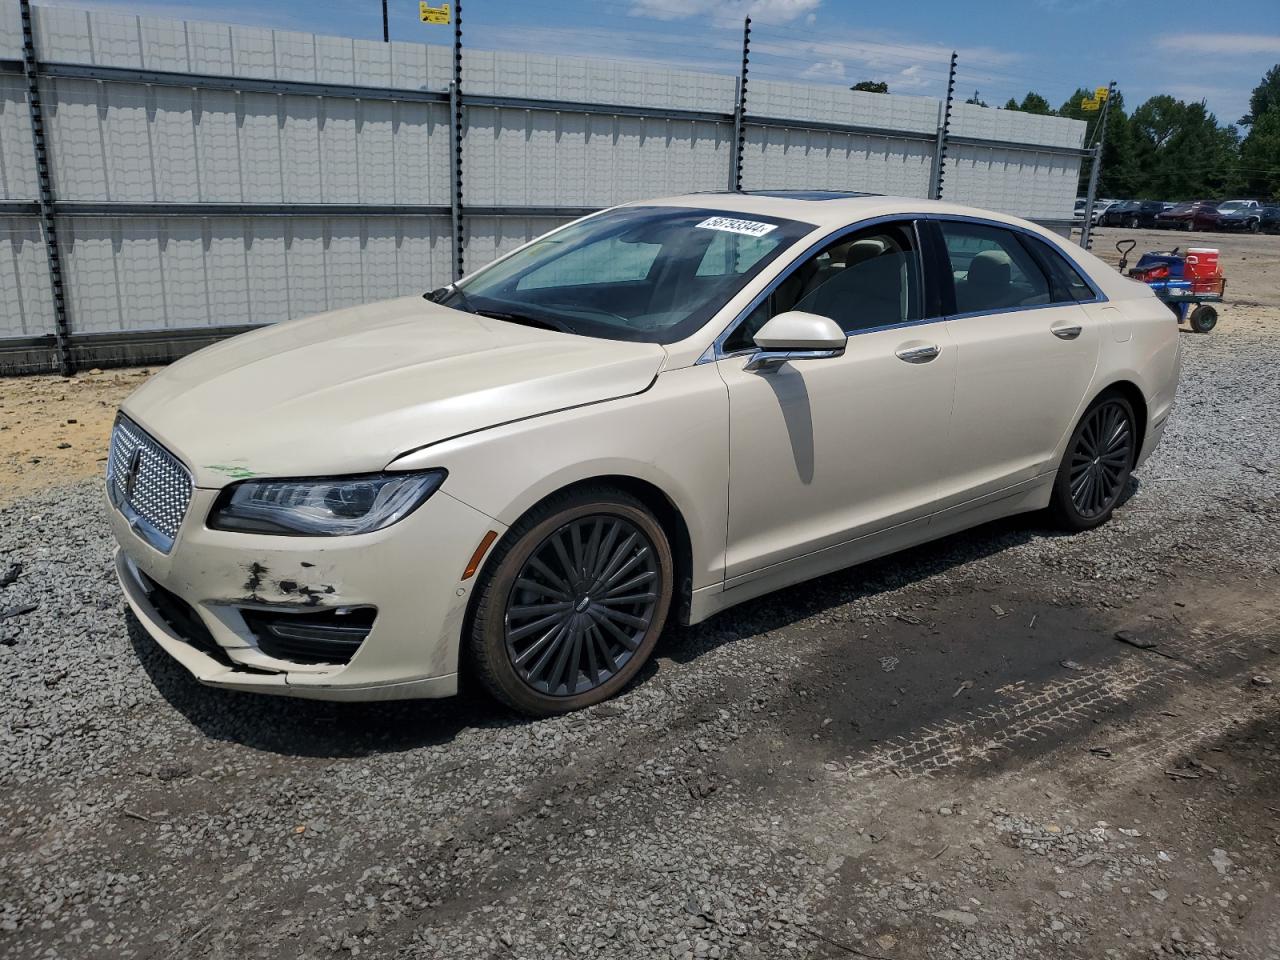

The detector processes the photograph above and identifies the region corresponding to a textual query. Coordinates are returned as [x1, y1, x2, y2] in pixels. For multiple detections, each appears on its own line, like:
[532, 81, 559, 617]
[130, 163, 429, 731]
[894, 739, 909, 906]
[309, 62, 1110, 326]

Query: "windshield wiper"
[476, 310, 575, 334]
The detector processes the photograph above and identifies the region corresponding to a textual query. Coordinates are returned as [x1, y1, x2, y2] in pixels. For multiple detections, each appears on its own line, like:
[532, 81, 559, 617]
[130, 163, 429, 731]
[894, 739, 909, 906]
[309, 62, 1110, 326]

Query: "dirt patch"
[0, 368, 152, 503]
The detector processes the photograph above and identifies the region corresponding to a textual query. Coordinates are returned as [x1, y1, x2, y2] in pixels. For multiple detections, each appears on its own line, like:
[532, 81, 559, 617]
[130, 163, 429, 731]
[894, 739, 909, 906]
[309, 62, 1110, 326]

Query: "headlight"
[208, 470, 447, 536]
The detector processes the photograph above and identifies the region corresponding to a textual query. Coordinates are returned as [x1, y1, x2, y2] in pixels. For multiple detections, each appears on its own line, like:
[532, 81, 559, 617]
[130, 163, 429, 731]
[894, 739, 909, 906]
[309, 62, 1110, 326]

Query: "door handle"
[895, 343, 940, 363]
[1051, 323, 1083, 340]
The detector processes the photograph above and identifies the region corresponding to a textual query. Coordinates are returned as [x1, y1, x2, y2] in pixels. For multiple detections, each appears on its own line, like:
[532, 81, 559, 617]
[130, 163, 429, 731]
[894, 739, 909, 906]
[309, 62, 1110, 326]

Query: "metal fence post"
[448, 0, 464, 280]
[728, 16, 750, 192]
[930, 51, 957, 201]
[19, 0, 73, 376]
[1078, 79, 1115, 251]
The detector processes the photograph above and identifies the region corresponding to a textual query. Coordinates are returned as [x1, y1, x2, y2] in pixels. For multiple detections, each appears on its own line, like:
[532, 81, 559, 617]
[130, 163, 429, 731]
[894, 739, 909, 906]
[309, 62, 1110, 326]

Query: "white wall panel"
[465, 108, 731, 207]
[0, 3, 22, 59]
[44, 77, 108, 201]
[0, 220, 54, 338]
[944, 145, 1080, 220]
[51, 216, 451, 334]
[0, 77, 38, 201]
[741, 127, 935, 198]
[192, 88, 242, 201]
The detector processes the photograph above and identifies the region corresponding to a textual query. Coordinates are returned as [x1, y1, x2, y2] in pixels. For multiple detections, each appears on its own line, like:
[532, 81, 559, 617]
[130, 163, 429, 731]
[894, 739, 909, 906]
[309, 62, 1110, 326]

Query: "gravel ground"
[3, 239, 1280, 959]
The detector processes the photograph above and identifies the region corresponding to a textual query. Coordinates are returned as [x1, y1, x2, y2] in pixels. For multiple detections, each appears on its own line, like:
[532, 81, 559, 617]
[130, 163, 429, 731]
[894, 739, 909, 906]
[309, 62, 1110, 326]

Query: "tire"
[1048, 392, 1137, 532]
[467, 486, 674, 716]
[1127, 215, 1140, 228]
[1248, 219, 1260, 234]
[1189, 304, 1218, 333]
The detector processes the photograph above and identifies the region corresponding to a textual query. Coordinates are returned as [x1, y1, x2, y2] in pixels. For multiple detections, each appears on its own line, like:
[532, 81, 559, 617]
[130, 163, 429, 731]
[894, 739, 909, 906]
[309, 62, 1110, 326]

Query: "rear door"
[930, 219, 1102, 510]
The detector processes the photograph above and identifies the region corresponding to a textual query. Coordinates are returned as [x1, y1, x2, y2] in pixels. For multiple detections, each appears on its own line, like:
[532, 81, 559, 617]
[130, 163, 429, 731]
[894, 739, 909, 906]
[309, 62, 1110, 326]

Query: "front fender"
[387, 364, 731, 592]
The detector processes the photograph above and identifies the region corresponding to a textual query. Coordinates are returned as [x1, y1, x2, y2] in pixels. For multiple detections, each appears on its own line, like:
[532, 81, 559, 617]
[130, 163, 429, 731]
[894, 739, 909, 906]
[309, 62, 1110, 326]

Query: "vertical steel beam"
[381, 0, 389, 42]
[1078, 80, 1115, 251]
[930, 51, 957, 201]
[728, 16, 750, 192]
[19, 0, 73, 375]
[449, 0, 464, 280]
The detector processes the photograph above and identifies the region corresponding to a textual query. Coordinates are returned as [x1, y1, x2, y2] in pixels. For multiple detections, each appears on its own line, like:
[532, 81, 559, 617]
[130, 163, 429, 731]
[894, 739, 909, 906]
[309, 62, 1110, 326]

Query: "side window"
[517, 235, 659, 290]
[1020, 234, 1097, 304]
[939, 221, 1051, 314]
[723, 222, 923, 353]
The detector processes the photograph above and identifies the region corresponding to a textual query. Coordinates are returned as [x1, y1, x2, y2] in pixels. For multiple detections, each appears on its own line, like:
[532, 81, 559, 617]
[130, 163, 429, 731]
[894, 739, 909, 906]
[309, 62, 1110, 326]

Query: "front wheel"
[1048, 393, 1137, 532]
[467, 487, 674, 715]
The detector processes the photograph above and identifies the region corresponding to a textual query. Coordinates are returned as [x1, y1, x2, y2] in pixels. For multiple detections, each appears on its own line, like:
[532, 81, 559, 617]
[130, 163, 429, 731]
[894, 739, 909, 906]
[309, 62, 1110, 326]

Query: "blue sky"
[43, 0, 1280, 127]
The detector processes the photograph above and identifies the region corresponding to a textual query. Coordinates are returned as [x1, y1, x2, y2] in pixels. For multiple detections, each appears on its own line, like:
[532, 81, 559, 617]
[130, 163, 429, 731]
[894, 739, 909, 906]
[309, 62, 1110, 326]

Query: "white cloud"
[1156, 32, 1280, 56]
[801, 58, 846, 81]
[630, 0, 823, 27]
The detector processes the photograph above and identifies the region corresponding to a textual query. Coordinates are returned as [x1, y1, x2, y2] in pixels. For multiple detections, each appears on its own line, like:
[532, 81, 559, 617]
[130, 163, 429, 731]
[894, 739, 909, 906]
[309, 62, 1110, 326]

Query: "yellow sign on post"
[420, 2, 450, 24]
[1081, 97, 1100, 112]
[1095, 85, 1110, 101]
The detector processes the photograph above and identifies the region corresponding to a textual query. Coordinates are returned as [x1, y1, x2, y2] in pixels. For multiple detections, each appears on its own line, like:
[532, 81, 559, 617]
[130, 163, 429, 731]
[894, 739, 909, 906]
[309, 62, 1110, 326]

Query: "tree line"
[856, 66, 1280, 201]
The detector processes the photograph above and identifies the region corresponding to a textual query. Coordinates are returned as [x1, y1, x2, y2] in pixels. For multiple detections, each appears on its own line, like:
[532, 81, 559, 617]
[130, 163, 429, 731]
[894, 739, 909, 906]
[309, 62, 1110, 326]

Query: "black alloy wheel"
[503, 515, 659, 696]
[467, 487, 673, 715]
[1049, 393, 1137, 531]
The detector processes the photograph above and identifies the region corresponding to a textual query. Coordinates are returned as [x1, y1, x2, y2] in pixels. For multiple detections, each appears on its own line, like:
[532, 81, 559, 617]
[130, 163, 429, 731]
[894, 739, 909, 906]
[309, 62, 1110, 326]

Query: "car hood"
[123, 296, 667, 488]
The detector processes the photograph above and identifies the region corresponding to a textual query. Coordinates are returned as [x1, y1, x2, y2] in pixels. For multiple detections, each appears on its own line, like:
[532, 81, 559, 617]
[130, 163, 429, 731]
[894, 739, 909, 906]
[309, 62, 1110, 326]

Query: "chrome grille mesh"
[107, 416, 193, 552]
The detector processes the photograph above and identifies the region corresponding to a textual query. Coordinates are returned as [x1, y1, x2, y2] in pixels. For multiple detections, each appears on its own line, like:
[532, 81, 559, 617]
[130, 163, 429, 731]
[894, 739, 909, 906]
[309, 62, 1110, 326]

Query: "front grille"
[107, 415, 193, 553]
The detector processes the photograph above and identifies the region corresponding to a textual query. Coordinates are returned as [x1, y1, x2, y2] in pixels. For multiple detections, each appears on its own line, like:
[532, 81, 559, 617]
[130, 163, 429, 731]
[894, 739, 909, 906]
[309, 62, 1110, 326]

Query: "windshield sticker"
[695, 216, 778, 238]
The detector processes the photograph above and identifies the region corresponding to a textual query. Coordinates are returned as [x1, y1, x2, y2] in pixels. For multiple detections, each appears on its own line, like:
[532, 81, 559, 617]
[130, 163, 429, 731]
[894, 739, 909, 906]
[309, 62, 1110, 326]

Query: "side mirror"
[746, 311, 847, 371]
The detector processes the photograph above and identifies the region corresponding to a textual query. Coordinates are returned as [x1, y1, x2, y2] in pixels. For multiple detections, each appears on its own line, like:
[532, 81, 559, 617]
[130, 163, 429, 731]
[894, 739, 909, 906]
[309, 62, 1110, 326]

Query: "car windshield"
[1217, 201, 1248, 213]
[1167, 202, 1195, 213]
[434, 206, 814, 344]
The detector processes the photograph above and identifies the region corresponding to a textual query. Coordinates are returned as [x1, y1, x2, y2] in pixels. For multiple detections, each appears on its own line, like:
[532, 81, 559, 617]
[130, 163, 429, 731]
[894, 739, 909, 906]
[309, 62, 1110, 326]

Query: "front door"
[716, 220, 955, 583]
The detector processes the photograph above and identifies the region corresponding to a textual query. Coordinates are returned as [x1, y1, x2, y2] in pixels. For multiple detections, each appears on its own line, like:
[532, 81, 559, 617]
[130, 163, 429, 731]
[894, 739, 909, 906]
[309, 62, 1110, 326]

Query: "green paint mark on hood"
[205, 464, 263, 480]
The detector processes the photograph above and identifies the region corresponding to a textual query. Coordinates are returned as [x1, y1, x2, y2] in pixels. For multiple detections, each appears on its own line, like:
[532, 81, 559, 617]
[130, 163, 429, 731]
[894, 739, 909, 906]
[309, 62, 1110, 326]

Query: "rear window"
[1019, 234, 1098, 304]
[939, 221, 1051, 314]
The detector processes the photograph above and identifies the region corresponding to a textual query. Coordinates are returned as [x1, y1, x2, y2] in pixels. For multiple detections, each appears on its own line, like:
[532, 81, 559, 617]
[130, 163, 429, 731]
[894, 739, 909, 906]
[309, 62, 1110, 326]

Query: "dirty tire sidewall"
[468, 489, 674, 716]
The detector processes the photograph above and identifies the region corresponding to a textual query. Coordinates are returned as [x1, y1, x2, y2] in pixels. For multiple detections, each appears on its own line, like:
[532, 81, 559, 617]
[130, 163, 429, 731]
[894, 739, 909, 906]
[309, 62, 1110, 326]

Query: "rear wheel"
[1048, 393, 1137, 532]
[1189, 304, 1218, 333]
[1127, 215, 1140, 228]
[467, 487, 673, 715]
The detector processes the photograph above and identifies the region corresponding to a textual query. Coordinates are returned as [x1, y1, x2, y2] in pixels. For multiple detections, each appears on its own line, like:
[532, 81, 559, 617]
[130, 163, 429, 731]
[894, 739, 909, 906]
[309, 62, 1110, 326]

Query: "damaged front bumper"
[110, 485, 503, 701]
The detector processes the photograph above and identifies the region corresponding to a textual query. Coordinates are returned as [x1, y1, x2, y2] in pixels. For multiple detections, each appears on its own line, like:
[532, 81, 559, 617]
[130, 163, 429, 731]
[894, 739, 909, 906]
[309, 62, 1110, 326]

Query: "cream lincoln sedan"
[108, 192, 1180, 714]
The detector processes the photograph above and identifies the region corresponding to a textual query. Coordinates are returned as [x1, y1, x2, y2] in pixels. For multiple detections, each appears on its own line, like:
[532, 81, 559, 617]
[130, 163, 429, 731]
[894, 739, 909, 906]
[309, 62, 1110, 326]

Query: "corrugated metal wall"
[0, 4, 1087, 372]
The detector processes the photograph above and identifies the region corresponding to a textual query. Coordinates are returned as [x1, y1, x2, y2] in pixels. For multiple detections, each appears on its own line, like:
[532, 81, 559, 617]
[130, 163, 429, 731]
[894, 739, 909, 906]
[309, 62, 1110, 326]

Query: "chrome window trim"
[704, 212, 935, 362]
[702, 211, 1110, 364]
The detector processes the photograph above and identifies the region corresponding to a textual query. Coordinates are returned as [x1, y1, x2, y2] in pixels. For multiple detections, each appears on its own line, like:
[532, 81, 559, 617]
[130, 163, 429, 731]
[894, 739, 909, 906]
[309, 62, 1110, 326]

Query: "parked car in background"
[1213, 199, 1264, 232]
[1100, 200, 1164, 228]
[1260, 205, 1280, 234]
[105, 193, 1180, 714]
[1091, 200, 1118, 225]
[1155, 200, 1220, 231]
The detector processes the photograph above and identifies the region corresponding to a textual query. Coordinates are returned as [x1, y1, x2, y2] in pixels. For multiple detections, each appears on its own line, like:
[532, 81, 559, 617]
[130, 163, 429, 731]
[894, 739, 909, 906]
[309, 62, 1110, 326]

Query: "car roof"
[621, 191, 1060, 234]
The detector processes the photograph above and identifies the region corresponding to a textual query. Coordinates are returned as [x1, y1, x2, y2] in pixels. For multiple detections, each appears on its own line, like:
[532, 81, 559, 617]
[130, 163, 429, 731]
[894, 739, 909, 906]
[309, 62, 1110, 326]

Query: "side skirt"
[688, 473, 1054, 624]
